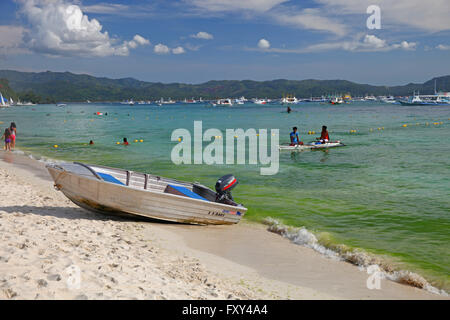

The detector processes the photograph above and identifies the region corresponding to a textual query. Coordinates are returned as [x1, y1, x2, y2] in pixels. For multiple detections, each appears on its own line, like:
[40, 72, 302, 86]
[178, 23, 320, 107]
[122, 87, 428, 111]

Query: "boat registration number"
[207, 211, 225, 217]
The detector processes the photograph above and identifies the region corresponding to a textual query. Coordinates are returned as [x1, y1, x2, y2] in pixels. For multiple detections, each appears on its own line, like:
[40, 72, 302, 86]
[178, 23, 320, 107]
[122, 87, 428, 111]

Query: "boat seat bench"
[96, 171, 208, 202]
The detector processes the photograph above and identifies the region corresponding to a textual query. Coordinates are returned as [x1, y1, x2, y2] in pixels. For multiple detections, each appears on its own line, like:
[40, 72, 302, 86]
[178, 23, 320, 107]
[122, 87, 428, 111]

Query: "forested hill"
[0, 70, 449, 103]
[0, 78, 18, 101]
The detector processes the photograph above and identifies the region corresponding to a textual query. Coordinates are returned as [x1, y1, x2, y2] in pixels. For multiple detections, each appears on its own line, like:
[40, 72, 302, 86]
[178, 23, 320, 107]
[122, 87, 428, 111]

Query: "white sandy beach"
[0, 152, 446, 300]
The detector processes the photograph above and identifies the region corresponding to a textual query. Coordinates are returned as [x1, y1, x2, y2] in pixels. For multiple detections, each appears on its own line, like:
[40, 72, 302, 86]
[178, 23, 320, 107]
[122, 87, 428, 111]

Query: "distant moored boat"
[0, 92, 10, 107]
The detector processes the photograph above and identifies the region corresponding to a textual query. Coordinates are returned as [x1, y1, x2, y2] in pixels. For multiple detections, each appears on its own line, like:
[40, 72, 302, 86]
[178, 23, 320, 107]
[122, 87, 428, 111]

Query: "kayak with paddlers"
[280, 125, 345, 151]
[279, 141, 345, 151]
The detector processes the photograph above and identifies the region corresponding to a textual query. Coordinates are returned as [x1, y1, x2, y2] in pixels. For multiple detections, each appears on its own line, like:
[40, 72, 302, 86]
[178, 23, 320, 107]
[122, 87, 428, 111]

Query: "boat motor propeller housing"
[215, 174, 238, 205]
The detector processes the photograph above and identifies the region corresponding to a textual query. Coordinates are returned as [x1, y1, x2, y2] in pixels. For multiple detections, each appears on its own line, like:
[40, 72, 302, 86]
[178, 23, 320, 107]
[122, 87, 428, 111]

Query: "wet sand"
[0, 151, 445, 300]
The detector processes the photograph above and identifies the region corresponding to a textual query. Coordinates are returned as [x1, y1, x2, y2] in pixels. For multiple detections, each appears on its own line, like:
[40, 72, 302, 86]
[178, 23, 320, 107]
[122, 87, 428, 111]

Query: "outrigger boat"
[279, 141, 345, 151]
[213, 98, 233, 107]
[46, 162, 246, 225]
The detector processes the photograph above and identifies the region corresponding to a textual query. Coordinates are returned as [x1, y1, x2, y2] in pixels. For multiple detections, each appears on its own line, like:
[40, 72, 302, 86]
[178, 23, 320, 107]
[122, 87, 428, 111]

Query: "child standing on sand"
[9, 122, 17, 149]
[2, 128, 12, 151]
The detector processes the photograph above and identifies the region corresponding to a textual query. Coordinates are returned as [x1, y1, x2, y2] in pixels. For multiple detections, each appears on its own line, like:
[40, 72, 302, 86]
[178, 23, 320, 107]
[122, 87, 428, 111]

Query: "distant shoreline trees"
[0, 70, 449, 103]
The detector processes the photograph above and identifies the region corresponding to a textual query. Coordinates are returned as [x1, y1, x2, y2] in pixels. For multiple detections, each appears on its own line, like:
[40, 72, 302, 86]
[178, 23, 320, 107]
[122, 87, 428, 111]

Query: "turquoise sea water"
[1, 102, 449, 291]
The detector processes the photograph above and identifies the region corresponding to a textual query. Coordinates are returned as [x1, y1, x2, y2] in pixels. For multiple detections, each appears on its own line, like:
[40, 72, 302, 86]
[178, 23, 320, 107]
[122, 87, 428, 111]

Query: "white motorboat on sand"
[47, 162, 247, 225]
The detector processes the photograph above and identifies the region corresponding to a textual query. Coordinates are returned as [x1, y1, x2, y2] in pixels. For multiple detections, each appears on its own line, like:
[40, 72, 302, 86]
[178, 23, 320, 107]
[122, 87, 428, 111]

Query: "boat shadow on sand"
[0, 205, 185, 225]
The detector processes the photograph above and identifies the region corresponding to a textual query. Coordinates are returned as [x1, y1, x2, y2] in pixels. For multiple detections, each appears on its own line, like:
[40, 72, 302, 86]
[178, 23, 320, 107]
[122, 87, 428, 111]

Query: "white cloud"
[152, 44, 186, 55]
[0, 25, 28, 55]
[257, 38, 270, 49]
[316, 0, 450, 32]
[133, 35, 151, 46]
[187, 0, 287, 13]
[154, 43, 170, 54]
[304, 35, 417, 52]
[272, 8, 348, 36]
[362, 34, 386, 49]
[391, 41, 417, 51]
[172, 46, 186, 54]
[81, 3, 129, 14]
[188, 1, 347, 36]
[81, 2, 155, 18]
[252, 34, 417, 53]
[189, 0, 450, 36]
[436, 44, 450, 50]
[125, 35, 151, 49]
[185, 43, 202, 51]
[17, 0, 149, 57]
[190, 31, 214, 40]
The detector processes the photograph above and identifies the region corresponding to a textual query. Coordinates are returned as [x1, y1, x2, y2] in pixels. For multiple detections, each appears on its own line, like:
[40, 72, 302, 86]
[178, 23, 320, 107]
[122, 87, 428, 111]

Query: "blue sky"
[0, 0, 449, 85]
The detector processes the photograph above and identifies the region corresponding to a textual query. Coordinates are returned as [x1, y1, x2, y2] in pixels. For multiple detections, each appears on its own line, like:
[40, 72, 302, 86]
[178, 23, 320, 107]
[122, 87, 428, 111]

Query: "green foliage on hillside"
[0, 70, 449, 102]
[0, 78, 18, 101]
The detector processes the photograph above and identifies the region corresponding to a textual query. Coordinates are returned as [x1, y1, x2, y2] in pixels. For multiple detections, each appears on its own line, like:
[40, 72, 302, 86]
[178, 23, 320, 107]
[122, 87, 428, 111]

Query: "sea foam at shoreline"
[262, 217, 448, 296]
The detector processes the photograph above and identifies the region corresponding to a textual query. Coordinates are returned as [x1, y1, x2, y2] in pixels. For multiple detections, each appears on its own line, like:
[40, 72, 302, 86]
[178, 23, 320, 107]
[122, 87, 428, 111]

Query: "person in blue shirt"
[290, 127, 303, 146]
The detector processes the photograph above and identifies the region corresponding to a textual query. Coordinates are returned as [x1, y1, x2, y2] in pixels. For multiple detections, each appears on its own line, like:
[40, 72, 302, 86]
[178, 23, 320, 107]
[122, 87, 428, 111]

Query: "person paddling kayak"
[318, 126, 330, 143]
[290, 127, 303, 146]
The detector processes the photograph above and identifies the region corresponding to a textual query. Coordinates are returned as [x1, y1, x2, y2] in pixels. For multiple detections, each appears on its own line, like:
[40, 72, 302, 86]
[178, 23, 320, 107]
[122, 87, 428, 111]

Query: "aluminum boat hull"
[47, 163, 246, 225]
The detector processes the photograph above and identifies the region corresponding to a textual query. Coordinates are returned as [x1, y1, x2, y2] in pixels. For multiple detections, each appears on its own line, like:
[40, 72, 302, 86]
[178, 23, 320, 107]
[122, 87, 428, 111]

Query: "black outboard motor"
[215, 174, 238, 205]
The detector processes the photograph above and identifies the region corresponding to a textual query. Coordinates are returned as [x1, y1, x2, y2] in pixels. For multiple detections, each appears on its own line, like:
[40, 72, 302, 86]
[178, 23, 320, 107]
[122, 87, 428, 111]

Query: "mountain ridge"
[0, 70, 449, 103]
